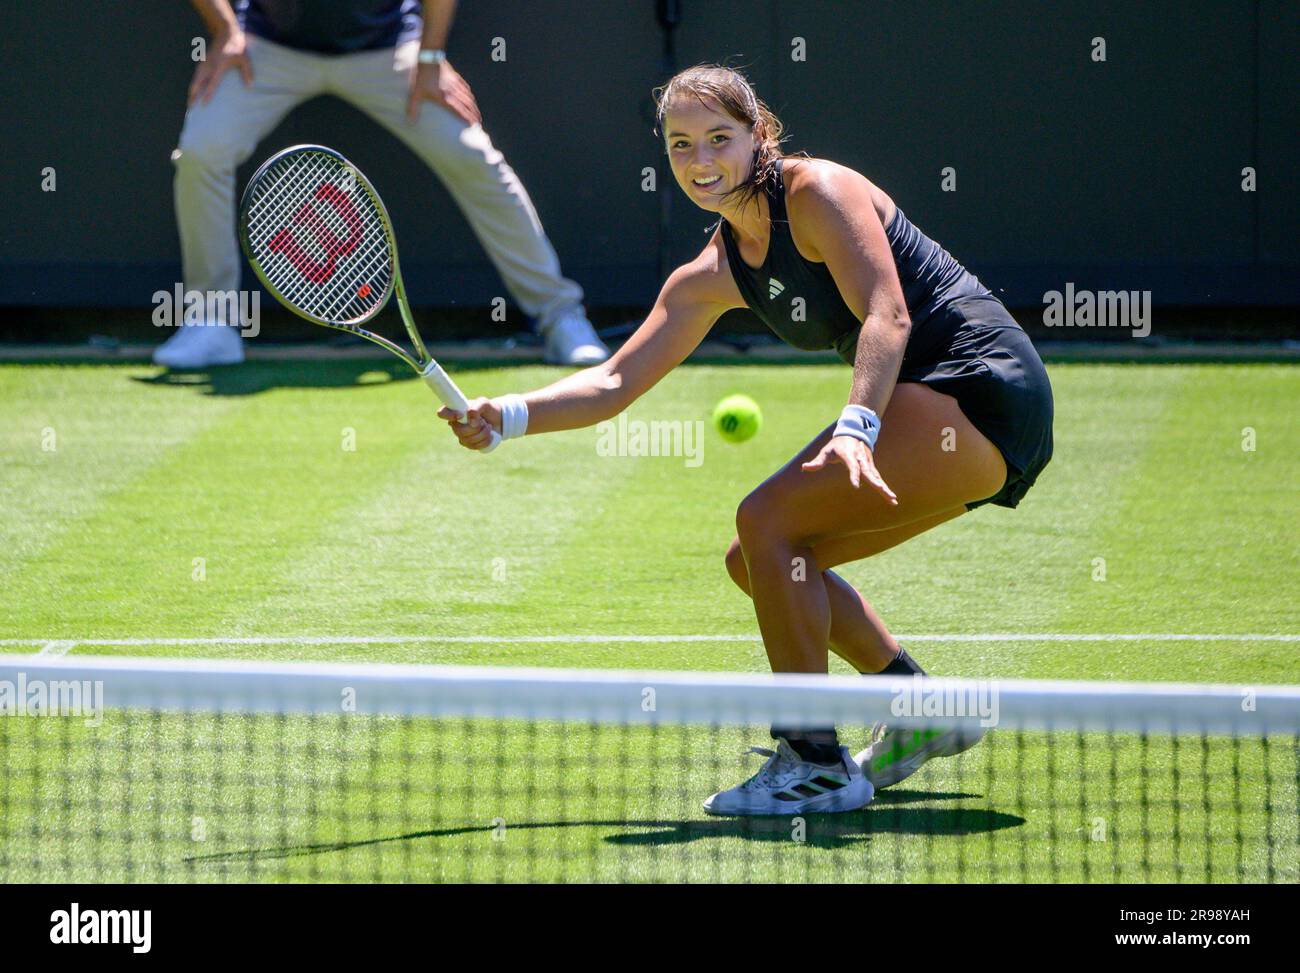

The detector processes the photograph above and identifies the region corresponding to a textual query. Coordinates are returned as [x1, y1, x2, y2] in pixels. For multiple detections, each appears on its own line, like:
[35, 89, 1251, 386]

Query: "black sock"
[771, 726, 842, 765]
[868, 646, 927, 677]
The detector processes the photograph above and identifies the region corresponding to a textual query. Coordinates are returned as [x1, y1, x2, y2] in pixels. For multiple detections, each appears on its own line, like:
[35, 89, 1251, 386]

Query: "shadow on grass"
[183, 789, 1023, 866]
[130, 358, 521, 397]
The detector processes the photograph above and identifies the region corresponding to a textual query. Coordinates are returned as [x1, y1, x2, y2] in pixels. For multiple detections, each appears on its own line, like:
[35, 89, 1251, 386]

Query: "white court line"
[1, 632, 1297, 657]
[34, 640, 77, 658]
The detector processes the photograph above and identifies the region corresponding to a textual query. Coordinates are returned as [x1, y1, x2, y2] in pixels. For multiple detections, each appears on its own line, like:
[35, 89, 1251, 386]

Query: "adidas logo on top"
[768, 277, 785, 299]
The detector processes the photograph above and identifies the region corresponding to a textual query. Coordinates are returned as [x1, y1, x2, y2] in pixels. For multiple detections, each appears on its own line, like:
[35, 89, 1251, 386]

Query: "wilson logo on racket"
[267, 183, 363, 283]
[239, 144, 502, 451]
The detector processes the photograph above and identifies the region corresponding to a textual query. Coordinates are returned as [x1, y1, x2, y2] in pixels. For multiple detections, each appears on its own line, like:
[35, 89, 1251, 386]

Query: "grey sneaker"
[854, 722, 988, 789]
[703, 741, 874, 816]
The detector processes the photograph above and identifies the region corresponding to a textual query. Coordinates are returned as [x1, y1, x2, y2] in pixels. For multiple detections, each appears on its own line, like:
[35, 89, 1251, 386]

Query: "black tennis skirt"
[896, 295, 1054, 509]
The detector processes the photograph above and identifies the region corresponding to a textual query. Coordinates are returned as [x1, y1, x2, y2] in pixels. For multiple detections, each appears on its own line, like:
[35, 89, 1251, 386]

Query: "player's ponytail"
[653, 64, 800, 220]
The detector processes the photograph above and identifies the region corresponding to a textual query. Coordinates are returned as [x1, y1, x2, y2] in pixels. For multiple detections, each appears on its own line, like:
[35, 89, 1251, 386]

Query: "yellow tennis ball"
[712, 394, 762, 443]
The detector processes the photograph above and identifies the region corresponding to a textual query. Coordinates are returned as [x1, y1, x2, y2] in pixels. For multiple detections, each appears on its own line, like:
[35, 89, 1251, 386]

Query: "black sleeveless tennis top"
[719, 158, 993, 364]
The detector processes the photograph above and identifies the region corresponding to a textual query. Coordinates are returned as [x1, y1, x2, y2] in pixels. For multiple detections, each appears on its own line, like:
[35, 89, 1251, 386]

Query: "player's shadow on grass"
[132, 357, 514, 397]
[183, 788, 1024, 868]
[606, 789, 1024, 851]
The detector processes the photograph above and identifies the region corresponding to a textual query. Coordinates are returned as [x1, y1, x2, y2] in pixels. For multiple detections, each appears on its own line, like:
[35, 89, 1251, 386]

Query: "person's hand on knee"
[188, 25, 253, 107]
[407, 57, 482, 126]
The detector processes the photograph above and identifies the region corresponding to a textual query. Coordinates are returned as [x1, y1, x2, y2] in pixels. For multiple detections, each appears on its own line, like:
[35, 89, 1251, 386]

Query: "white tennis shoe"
[152, 323, 245, 369]
[541, 309, 609, 366]
[703, 740, 874, 816]
[854, 722, 988, 789]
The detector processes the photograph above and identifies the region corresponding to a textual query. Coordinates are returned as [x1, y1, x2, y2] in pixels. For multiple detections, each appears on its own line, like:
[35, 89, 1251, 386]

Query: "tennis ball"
[712, 394, 762, 443]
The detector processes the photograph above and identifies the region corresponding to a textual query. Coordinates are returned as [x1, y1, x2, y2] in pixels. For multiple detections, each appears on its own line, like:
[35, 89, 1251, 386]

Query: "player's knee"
[723, 537, 750, 594]
[172, 130, 248, 174]
[735, 488, 779, 546]
[451, 123, 504, 166]
[426, 125, 506, 183]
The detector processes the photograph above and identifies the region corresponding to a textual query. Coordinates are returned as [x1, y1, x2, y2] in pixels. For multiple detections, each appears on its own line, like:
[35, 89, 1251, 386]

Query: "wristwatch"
[417, 48, 447, 65]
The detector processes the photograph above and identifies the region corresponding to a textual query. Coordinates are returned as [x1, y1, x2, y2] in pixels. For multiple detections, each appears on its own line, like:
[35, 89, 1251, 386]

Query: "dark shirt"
[238, 0, 423, 54]
[720, 158, 993, 364]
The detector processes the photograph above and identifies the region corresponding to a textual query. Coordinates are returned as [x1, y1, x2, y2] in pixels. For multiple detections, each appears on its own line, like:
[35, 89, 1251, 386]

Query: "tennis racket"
[239, 144, 499, 450]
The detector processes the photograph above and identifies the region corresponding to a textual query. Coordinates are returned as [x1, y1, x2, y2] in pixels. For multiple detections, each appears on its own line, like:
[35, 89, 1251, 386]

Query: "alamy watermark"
[0, 672, 104, 725]
[890, 675, 1000, 728]
[1042, 283, 1151, 338]
[50, 903, 151, 953]
[595, 414, 704, 468]
[151, 284, 261, 337]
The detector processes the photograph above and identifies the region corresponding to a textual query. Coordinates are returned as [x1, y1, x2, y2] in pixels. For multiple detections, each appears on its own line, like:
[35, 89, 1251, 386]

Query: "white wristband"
[495, 393, 529, 441]
[833, 404, 881, 450]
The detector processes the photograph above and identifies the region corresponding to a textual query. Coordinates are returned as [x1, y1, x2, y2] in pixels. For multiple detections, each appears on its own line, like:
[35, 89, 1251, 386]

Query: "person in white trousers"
[155, 0, 609, 368]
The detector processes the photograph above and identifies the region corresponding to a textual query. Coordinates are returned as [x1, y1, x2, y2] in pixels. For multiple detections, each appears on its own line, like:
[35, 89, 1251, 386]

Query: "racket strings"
[251, 155, 389, 317]
[244, 150, 395, 324]
[246, 154, 366, 263]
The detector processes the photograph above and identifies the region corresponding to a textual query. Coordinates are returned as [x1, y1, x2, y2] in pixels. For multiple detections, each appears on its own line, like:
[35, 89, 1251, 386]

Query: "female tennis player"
[439, 65, 1054, 816]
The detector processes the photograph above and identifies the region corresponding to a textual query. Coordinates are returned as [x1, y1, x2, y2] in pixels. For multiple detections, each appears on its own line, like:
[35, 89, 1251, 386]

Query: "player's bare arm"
[790, 162, 910, 500]
[440, 240, 738, 449]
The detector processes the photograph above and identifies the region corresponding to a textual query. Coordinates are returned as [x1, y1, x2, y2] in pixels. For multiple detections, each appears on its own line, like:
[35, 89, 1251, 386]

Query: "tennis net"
[1, 655, 1296, 883]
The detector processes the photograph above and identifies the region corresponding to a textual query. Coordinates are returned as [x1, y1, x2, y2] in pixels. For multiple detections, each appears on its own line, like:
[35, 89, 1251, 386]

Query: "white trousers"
[173, 36, 583, 326]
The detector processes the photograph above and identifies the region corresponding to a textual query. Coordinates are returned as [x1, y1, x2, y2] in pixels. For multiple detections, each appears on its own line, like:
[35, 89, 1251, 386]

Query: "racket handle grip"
[422, 361, 502, 453]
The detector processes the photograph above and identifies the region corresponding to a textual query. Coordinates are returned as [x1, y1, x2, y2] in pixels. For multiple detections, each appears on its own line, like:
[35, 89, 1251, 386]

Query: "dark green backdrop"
[4, 1, 1296, 312]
